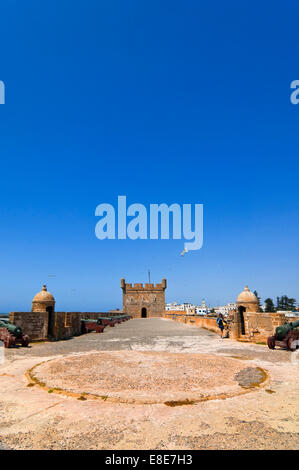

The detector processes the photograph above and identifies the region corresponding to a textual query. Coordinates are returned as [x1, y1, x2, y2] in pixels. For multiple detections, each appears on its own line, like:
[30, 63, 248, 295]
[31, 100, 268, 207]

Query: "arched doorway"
[141, 307, 147, 318]
[238, 306, 246, 335]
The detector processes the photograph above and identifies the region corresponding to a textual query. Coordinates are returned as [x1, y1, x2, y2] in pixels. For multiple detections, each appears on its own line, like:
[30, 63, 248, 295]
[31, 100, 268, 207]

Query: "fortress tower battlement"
[121, 279, 167, 291]
[121, 278, 167, 318]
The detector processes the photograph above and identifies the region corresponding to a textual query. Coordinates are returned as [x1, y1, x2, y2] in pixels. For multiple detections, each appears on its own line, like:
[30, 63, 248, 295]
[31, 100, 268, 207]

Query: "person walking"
[216, 313, 227, 338]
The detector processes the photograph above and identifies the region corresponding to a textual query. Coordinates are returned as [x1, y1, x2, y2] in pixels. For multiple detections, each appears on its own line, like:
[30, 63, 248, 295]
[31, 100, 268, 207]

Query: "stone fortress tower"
[121, 278, 167, 318]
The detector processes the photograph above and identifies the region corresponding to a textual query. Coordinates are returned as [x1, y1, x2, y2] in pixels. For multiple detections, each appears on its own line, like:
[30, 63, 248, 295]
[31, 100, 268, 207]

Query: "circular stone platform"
[29, 351, 267, 404]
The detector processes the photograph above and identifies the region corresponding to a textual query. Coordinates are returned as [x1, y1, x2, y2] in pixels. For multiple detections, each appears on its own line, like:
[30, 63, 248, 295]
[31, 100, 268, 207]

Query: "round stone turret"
[236, 286, 259, 312]
[31, 285, 55, 313]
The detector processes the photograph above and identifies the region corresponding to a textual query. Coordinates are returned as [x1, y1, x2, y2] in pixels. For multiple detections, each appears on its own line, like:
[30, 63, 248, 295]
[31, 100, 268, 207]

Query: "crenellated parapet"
[121, 279, 167, 292]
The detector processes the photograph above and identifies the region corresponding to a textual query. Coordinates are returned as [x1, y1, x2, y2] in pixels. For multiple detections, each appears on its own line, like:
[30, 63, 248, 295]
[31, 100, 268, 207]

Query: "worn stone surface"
[32, 351, 252, 403]
[234, 367, 266, 388]
[0, 318, 298, 450]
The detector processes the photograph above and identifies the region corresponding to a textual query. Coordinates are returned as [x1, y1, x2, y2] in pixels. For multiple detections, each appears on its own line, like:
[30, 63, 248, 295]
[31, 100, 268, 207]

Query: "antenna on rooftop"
[148, 270, 151, 284]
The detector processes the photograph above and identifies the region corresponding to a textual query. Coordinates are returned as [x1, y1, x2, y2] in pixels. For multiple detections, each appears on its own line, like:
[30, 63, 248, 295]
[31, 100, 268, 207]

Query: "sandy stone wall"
[164, 311, 299, 344]
[51, 312, 81, 340]
[243, 312, 289, 343]
[9, 311, 123, 342]
[53, 311, 126, 339]
[163, 312, 219, 333]
[9, 312, 49, 341]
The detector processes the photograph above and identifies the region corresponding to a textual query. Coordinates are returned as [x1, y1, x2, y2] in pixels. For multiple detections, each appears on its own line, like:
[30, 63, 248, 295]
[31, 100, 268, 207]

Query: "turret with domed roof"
[31, 285, 55, 313]
[236, 286, 259, 312]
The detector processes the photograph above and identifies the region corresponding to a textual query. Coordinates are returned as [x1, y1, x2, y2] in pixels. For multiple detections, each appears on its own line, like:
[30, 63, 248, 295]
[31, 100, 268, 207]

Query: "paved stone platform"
[5, 317, 217, 359]
[0, 318, 298, 450]
[5, 317, 291, 362]
[30, 350, 266, 404]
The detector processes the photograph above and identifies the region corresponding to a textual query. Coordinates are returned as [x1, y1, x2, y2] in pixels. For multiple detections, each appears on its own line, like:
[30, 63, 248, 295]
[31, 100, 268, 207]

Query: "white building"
[214, 302, 236, 316]
[165, 299, 211, 315]
[165, 302, 185, 311]
[195, 307, 209, 315]
[195, 299, 210, 315]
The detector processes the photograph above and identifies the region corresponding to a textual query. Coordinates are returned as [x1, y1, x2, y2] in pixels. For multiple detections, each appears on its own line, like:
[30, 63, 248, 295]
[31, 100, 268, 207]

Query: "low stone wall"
[285, 315, 299, 323]
[9, 311, 126, 342]
[163, 312, 219, 333]
[9, 312, 49, 341]
[164, 310, 187, 315]
[163, 311, 299, 344]
[52, 312, 81, 340]
[52, 312, 125, 340]
[242, 312, 298, 343]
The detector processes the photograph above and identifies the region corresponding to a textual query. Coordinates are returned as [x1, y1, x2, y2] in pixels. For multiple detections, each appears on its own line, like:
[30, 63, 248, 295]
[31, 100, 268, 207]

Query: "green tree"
[287, 298, 296, 310]
[276, 296, 281, 310]
[276, 296, 297, 311]
[254, 290, 262, 312]
[264, 298, 275, 312]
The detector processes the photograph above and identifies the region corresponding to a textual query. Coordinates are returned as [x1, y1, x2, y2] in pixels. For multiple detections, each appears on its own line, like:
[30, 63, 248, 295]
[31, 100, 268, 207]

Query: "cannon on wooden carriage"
[116, 315, 131, 321]
[96, 317, 118, 327]
[81, 319, 105, 334]
[108, 316, 123, 324]
[116, 314, 132, 322]
[100, 316, 125, 325]
[121, 315, 132, 321]
[0, 319, 30, 348]
[267, 320, 299, 351]
[113, 315, 126, 322]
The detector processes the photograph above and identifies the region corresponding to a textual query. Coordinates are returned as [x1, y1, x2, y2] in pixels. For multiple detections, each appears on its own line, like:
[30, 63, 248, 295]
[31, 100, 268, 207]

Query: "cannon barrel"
[275, 319, 299, 341]
[97, 317, 116, 322]
[0, 319, 22, 338]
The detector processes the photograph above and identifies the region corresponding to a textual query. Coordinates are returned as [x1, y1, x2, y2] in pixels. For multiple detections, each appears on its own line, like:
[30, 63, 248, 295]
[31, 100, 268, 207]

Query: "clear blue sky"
[0, 1, 299, 311]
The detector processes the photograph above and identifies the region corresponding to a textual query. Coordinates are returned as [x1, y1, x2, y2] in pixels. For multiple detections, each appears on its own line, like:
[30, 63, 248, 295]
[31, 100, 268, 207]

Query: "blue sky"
[0, 0, 299, 311]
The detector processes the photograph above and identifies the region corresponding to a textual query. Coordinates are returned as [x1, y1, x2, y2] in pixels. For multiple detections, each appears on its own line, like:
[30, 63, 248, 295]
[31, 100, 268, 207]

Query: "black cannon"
[267, 320, 299, 351]
[0, 319, 30, 348]
[97, 316, 123, 327]
[81, 319, 105, 334]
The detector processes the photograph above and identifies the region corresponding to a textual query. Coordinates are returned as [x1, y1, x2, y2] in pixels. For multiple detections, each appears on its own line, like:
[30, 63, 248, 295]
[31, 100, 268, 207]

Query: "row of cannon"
[0, 314, 132, 348]
[81, 314, 132, 334]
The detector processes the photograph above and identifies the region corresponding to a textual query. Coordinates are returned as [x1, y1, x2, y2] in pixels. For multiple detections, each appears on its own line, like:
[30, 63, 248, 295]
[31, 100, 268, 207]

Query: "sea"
[0, 314, 9, 320]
